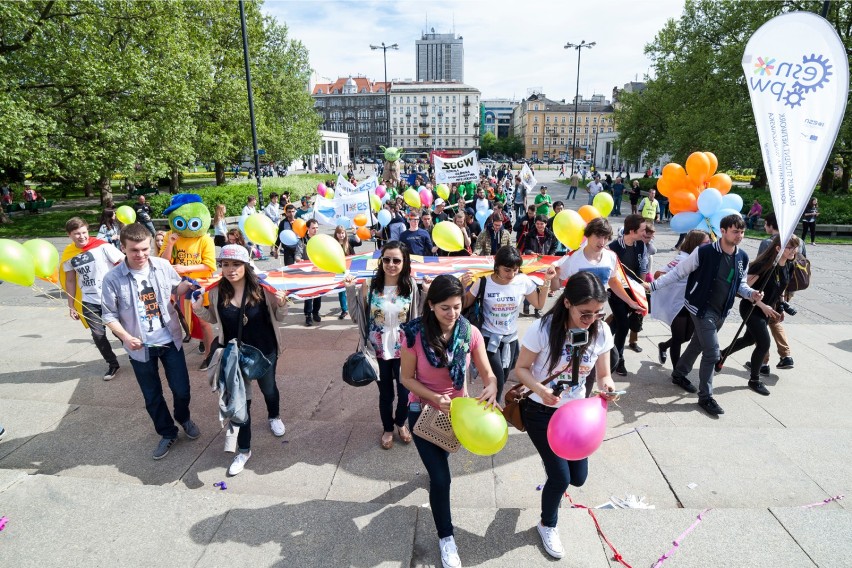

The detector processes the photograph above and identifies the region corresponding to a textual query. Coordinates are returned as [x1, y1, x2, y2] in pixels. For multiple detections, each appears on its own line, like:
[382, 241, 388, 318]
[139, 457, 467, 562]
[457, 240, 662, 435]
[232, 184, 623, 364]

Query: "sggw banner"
[742, 11, 849, 248]
[434, 151, 479, 183]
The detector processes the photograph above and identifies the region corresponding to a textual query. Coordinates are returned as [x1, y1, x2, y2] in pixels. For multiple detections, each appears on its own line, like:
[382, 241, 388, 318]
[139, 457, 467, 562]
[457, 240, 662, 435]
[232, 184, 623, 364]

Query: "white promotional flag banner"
[519, 163, 537, 191]
[742, 11, 848, 247]
[434, 151, 479, 184]
[334, 174, 357, 196]
[313, 192, 371, 227]
[335, 175, 378, 197]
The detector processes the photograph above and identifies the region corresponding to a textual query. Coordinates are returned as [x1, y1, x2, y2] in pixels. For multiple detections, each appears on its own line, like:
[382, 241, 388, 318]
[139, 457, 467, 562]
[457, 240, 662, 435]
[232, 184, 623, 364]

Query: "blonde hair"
[213, 204, 226, 223]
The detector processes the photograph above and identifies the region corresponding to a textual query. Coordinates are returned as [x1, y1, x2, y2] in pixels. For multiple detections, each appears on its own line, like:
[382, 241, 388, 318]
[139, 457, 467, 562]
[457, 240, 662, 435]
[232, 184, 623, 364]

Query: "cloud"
[264, 0, 684, 100]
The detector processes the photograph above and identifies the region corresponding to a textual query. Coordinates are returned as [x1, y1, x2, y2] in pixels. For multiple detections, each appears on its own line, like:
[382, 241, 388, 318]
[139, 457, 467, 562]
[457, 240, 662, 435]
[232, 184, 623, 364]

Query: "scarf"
[401, 316, 472, 390]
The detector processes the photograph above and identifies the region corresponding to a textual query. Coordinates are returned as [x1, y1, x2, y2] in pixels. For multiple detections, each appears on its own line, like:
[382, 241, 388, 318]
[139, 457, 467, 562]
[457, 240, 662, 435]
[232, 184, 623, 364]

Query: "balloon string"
[30, 281, 111, 328]
[566, 494, 633, 568]
[802, 495, 844, 508]
[651, 508, 711, 568]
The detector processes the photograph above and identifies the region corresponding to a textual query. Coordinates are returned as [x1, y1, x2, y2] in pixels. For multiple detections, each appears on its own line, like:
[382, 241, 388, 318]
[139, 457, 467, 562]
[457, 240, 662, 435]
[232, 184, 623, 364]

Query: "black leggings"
[607, 292, 630, 361]
[660, 307, 695, 368]
[801, 221, 816, 243]
[481, 334, 519, 403]
[722, 301, 770, 380]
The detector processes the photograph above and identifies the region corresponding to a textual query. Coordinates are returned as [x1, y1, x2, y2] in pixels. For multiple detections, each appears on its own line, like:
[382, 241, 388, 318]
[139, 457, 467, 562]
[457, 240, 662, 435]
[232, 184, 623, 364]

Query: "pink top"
[748, 203, 763, 216]
[405, 327, 483, 409]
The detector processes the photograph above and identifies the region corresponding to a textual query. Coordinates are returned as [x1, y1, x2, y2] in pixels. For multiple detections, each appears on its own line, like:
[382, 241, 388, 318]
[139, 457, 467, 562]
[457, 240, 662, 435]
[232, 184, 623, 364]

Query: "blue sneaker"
[153, 437, 175, 460]
[182, 419, 200, 440]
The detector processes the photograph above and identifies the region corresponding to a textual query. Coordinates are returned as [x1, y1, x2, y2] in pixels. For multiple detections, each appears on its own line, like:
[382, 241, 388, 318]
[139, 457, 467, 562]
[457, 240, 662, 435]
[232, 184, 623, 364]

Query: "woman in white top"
[344, 240, 422, 450]
[461, 246, 556, 400]
[212, 204, 228, 247]
[515, 271, 618, 560]
[653, 229, 710, 367]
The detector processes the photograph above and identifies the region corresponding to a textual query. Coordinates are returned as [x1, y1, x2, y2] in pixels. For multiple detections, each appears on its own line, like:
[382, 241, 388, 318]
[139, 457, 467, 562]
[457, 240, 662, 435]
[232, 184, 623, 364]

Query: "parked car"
[479, 158, 496, 164]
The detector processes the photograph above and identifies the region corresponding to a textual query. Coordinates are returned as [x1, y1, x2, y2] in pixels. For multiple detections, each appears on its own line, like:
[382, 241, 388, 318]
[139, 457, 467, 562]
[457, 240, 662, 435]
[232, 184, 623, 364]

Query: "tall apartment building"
[390, 82, 480, 152]
[311, 76, 390, 160]
[415, 32, 464, 83]
[511, 92, 616, 164]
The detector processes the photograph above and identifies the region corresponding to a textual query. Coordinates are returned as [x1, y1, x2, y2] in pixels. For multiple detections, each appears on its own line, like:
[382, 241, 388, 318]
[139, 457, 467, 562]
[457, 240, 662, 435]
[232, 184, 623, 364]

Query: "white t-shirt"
[557, 247, 618, 290]
[470, 274, 537, 336]
[523, 319, 614, 408]
[587, 181, 603, 196]
[129, 268, 172, 345]
[63, 244, 125, 304]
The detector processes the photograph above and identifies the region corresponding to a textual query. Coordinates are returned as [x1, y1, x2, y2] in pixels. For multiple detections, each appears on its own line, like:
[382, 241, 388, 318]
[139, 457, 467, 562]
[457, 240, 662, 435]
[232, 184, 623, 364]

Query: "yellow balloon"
[436, 184, 450, 200]
[403, 188, 421, 209]
[432, 221, 464, 252]
[306, 234, 347, 273]
[115, 205, 136, 225]
[552, 210, 586, 250]
[370, 193, 381, 212]
[0, 238, 36, 287]
[450, 397, 508, 456]
[592, 192, 614, 217]
[325, 189, 334, 200]
[22, 239, 59, 279]
[243, 213, 278, 246]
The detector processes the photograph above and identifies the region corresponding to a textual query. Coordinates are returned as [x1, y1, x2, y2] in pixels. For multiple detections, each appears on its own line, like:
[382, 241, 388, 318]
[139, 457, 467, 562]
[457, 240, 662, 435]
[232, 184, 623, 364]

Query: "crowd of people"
[47, 165, 815, 568]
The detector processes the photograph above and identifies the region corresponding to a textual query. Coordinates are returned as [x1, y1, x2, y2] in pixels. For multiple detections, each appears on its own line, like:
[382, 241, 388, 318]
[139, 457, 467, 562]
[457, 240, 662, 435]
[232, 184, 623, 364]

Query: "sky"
[262, 0, 686, 102]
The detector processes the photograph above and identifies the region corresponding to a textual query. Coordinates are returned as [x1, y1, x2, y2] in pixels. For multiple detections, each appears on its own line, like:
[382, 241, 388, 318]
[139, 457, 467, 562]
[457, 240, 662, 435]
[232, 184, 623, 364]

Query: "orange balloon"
[356, 226, 372, 240]
[292, 218, 307, 238]
[353, 214, 368, 227]
[684, 175, 703, 195]
[578, 205, 602, 223]
[656, 176, 674, 197]
[707, 173, 732, 195]
[704, 152, 718, 177]
[662, 163, 687, 185]
[668, 191, 698, 215]
[685, 152, 711, 184]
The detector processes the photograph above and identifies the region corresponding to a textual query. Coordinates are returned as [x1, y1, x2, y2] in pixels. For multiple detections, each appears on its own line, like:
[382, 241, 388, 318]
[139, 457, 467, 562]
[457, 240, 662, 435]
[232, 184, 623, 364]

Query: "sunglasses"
[575, 308, 606, 324]
[381, 257, 403, 266]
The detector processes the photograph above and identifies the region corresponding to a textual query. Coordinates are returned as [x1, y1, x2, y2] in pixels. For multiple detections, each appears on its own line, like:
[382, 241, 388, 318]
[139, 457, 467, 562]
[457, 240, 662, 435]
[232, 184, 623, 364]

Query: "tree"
[498, 136, 525, 160]
[480, 132, 498, 156]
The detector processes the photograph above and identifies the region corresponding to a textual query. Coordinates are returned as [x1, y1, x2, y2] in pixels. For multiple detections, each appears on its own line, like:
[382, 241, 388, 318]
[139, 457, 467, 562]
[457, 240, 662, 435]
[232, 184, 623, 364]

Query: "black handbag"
[342, 288, 379, 387]
[236, 287, 272, 381]
[462, 275, 488, 329]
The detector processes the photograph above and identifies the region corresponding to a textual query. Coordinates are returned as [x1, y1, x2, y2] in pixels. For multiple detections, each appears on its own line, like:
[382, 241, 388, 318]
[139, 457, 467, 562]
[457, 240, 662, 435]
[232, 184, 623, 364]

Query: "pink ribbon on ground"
[652, 508, 711, 568]
[0, 517, 7, 531]
[802, 495, 844, 508]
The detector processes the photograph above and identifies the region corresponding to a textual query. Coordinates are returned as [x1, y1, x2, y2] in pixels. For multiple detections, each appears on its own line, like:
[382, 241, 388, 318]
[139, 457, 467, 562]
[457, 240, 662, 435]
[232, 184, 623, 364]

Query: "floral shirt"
[368, 286, 412, 360]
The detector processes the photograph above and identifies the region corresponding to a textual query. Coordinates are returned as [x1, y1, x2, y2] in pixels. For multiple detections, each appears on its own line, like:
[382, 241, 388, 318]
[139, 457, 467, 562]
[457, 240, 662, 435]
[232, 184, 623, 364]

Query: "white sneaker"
[228, 451, 251, 476]
[439, 536, 461, 568]
[269, 418, 286, 437]
[537, 523, 565, 559]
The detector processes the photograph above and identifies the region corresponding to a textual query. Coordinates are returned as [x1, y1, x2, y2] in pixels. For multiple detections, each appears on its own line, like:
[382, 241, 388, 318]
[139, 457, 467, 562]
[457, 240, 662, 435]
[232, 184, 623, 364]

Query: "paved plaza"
[1, 171, 850, 567]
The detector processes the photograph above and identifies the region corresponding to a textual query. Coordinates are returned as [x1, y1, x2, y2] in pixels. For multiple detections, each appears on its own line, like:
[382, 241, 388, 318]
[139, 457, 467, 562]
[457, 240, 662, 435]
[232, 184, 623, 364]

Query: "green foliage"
[735, 186, 852, 224]
[480, 133, 525, 159]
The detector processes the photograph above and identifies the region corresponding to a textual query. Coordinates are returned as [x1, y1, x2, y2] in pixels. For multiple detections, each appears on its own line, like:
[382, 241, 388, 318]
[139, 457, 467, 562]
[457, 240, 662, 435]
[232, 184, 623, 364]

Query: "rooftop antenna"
[453, 13, 455, 35]
[425, 12, 427, 35]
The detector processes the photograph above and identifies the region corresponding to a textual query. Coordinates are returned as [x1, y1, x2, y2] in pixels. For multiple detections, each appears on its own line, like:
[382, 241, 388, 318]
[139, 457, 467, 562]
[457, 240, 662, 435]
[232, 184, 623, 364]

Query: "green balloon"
[22, 239, 59, 279]
[0, 239, 36, 287]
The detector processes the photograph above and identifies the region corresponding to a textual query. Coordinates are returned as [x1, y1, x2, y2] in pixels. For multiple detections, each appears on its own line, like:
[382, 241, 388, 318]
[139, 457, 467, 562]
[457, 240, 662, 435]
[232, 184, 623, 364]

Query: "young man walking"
[101, 223, 200, 459]
[608, 214, 648, 376]
[649, 215, 762, 416]
[61, 217, 125, 381]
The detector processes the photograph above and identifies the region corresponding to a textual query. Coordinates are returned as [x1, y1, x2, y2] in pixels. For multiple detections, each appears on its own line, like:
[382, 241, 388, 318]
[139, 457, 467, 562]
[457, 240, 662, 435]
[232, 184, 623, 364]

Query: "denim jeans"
[235, 351, 280, 451]
[612, 191, 623, 215]
[408, 408, 453, 538]
[673, 311, 725, 401]
[523, 402, 589, 527]
[129, 342, 191, 439]
[514, 202, 526, 221]
[377, 358, 408, 432]
[567, 186, 578, 200]
[81, 301, 119, 367]
[303, 297, 322, 316]
[338, 291, 348, 313]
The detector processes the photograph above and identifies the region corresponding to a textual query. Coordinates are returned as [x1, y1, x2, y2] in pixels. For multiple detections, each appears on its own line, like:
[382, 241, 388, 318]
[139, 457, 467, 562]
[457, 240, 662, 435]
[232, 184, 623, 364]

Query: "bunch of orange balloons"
[656, 151, 733, 215]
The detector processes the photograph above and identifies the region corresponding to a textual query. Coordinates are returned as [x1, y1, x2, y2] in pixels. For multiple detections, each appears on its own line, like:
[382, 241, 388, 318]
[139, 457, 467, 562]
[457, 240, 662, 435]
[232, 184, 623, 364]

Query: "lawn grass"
[0, 208, 101, 238]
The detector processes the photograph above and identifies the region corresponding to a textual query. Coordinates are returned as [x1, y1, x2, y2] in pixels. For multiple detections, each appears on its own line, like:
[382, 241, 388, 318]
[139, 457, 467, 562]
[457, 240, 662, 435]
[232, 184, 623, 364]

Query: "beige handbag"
[413, 404, 460, 453]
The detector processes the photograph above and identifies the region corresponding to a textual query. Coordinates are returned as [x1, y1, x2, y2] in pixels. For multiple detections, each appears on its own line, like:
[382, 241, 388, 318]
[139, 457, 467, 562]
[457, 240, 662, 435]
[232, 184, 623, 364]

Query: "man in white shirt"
[586, 177, 603, 206]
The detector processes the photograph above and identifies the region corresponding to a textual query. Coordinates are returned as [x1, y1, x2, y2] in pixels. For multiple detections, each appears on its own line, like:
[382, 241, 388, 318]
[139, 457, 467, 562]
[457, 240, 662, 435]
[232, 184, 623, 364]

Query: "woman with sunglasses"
[514, 271, 617, 560]
[717, 234, 800, 396]
[400, 274, 497, 568]
[344, 241, 422, 450]
[192, 245, 288, 476]
[461, 245, 556, 401]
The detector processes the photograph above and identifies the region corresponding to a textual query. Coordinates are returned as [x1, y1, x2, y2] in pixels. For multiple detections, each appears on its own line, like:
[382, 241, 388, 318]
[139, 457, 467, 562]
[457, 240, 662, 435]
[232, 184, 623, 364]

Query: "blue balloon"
[337, 216, 353, 229]
[697, 188, 722, 217]
[238, 214, 247, 233]
[279, 229, 298, 246]
[377, 209, 392, 228]
[476, 209, 490, 229]
[670, 211, 705, 234]
[380, 193, 390, 204]
[720, 193, 744, 213]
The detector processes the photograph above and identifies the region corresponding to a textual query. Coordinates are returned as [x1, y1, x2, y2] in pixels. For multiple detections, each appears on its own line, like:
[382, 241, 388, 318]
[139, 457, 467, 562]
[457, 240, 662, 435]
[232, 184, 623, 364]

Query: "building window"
[609, 127, 614, 132]
[534, 104, 539, 110]
[562, 117, 566, 123]
[560, 137, 565, 145]
[532, 137, 538, 145]
[533, 126, 539, 134]
[545, 116, 550, 123]
[432, 96, 435, 103]
[569, 116, 574, 123]
[464, 138, 468, 146]
[453, 96, 456, 102]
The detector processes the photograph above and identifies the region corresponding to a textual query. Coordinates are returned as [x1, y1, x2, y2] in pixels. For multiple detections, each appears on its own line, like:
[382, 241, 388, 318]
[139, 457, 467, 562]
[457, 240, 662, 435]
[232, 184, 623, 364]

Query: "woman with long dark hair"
[514, 271, 617, 560]
[654, 229, 710, 368]
[344, 241, 422, 449]
[718, 234, 800, 395]
[96, 208, 122, 249]
[461, 246, 556, 400]
[801, 197, 818, 245]
[192, 245, 288, 476]
[400, 274, 497, 568]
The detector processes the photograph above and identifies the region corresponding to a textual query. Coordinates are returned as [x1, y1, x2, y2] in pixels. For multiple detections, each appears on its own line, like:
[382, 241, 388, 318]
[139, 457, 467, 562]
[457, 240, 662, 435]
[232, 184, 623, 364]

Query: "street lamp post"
[370, 42, 398, 153]
[564, 40, 595, 177]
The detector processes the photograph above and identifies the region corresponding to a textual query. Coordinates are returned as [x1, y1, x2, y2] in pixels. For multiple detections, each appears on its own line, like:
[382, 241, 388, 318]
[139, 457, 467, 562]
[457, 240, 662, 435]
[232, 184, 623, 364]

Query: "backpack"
[786, 253, 811, 292]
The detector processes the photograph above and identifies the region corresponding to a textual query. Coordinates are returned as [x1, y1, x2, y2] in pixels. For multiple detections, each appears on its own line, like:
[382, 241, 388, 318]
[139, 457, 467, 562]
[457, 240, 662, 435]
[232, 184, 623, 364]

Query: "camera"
[777, 301, 797, 316]
[568, 328, 589, 347]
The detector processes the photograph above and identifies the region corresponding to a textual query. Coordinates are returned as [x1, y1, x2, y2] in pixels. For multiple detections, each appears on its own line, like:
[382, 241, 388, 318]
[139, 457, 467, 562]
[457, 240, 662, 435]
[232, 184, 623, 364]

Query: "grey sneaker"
[153, 437, 175, 460]
[182, 419, 200, 440]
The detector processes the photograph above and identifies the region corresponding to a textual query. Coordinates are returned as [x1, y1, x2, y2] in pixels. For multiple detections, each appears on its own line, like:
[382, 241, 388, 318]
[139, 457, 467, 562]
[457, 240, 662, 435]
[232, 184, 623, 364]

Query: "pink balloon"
[375, 185, 386, 198]
[317, 183, 327, 197]
[419, 188, 433, 208]
[547, 396, 607, 460]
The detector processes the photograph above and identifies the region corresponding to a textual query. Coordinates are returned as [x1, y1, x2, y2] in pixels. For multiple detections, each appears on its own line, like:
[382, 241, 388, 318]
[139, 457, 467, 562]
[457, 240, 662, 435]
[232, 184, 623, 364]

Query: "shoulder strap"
[237, 286, 248, 347]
